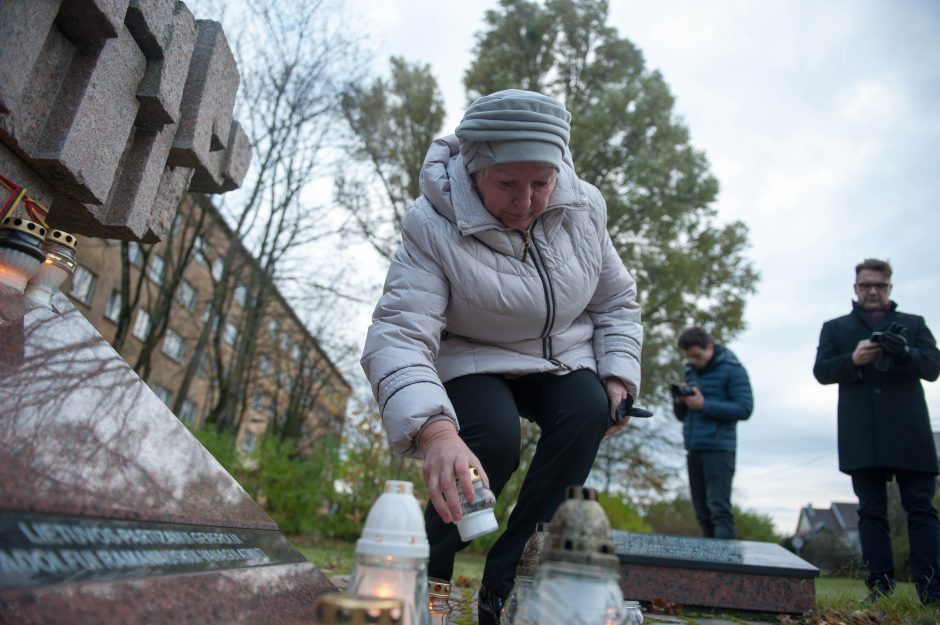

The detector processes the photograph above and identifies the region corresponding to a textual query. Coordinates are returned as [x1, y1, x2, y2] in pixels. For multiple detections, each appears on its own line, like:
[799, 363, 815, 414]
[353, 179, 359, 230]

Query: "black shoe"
[864, 581, 894, 604]
[478, 585, 505, 625]
[921, 589, 940, 607]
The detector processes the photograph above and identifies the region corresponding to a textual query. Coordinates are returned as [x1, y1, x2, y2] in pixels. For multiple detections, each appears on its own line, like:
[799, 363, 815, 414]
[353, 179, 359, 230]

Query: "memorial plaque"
[0, 288, 334, 624]
[613, 530, 819, 615]
[0, 513, 302, 590]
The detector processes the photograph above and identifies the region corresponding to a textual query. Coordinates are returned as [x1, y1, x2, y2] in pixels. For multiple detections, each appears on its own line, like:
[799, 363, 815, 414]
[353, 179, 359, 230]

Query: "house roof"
[797, 501, 858, 536]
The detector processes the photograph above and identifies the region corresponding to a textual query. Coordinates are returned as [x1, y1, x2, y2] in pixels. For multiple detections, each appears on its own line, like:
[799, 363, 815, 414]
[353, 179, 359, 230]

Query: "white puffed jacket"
[361, 135, 643, 457]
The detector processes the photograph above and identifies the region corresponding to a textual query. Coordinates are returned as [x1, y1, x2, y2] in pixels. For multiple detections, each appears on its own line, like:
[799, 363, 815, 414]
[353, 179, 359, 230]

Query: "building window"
[267, 318, 278, 338]
[171, 213, 184, 236]
[196, 352, 209, 379]
[258, 355, 272, 374]
[178, 399, 196, 424]
[193, 236, 208, 267]
[234, 283, 247, 307]
[69, 265, 96, 305]
[290, 344, 300, 362]
[147, 254, 165, 285]
[162, 329, 185, 362]
[211, 258, 224, 281]
[223, 322, 238, 346]
[252, 392, 265, 412]
[151, 384, 172, 406]
[241, 431, 257, 453]
[176, 280, 197, 311]
[280, 331, 290, 351]
[127, 241, 143, 267]
[104, 289, 122, 322]
[202, 303, 220, 331]
[131, 309, 151, 340]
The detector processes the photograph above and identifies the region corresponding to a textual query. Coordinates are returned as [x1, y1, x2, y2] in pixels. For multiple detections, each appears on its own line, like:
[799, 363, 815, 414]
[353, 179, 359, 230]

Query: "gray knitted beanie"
[456, 89, 572, 173]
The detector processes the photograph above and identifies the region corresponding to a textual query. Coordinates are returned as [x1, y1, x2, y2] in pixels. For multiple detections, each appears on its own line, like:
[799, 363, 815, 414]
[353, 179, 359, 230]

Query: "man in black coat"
[814, 258, 940, 604]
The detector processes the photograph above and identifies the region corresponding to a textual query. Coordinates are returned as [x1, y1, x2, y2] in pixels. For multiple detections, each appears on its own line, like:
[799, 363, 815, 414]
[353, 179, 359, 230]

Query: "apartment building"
[64, 194, 350, 455]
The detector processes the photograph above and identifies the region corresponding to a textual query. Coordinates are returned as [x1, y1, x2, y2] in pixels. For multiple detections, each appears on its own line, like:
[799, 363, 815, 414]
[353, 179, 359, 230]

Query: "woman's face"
[473, 162, 558, 229]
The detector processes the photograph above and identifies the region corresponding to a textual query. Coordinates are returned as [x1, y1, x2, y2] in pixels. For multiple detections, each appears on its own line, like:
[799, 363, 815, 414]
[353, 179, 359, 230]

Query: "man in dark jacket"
[814, 258, 940, 605]
[673, 326, 753, 539]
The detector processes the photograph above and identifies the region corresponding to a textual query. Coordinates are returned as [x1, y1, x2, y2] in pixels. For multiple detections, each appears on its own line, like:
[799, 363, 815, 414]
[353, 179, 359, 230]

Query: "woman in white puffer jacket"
[360, 89, 643, 624]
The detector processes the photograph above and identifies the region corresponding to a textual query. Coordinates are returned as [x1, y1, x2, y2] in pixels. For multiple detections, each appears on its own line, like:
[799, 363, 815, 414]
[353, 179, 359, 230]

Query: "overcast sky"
[340, 0, 940, 535]
[174, 0, 936, 534]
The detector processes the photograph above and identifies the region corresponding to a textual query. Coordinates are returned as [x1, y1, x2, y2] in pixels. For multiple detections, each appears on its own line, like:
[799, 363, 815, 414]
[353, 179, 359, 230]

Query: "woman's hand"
[419, 420, 489, 523]
[604, 377, 630, 437]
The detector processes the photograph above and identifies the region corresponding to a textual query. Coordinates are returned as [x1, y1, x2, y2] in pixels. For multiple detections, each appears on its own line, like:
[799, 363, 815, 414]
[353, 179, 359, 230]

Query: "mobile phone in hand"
[610, 397, 653, 426]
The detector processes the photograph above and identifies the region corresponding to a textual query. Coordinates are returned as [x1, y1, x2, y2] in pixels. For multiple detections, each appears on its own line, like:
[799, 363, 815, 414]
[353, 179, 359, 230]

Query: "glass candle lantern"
[501, 522, 550, 624]
[454, 467, 498, 541]
[25, 229, 77, 308]
[623, 600, 644, 625]
[0, 217, 47, 293]
[514, 487, 627, 625]
[314, 592, 403, 624]
[348, 480, 431, 625]
[427, 577, 452, 624]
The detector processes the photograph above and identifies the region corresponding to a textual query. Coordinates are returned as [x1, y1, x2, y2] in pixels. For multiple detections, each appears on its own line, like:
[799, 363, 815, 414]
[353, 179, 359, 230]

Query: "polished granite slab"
[0, 286, 333, 624]
[613, 530, 819, 614]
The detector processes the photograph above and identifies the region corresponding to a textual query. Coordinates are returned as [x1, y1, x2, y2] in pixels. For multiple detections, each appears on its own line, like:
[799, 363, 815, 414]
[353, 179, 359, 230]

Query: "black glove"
[880, 322, 910, 363]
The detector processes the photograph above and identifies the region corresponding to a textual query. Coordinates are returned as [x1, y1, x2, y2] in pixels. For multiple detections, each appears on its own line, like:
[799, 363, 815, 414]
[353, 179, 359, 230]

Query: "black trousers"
[851, 468, 940, 601]
[425, 370, 609, 598]
[687, 449, 736, 539]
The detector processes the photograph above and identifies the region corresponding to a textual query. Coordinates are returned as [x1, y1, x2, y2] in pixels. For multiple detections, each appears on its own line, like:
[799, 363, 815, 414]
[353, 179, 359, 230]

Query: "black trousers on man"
[687, 449, 736, 539]
[425, 370, 609, 599]
[851, 468, 940, 602]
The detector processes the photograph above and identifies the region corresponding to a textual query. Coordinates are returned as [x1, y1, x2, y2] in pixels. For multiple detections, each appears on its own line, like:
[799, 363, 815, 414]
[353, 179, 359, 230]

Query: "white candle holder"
[25, 229, 77, 308]
[0, 217, 47, 293]
[455, 467, 498, 541]
[348, 480, 431, 625]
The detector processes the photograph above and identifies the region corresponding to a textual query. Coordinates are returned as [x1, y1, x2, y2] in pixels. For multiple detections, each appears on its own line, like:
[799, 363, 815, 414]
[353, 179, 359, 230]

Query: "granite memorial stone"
[0, 1, 339, 623]
[614, 530, 819, 614]
[0, 0, 250, 239]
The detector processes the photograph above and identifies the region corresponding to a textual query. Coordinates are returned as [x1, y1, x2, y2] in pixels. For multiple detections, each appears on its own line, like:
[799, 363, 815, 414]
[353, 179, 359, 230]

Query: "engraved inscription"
[0, 513, 301, 589]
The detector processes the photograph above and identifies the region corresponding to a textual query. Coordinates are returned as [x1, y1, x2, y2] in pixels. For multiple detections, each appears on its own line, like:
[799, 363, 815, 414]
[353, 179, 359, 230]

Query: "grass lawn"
[293, 536, 487, 584]
[293, 538, 940, 623]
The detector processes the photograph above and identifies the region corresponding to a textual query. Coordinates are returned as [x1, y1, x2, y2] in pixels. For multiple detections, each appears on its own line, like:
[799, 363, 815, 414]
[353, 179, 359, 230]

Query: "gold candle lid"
[314, 593, 403, 624]
[428, 577, 451, 598]
[45, 229, 77, 250]
[0, 216, 47, 240]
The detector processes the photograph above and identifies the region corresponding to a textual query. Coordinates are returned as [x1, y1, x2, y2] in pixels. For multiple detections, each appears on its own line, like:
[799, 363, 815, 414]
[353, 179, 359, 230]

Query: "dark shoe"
[864, 581, 894, 604]
[921, 589, 940, 607]
[478, 585, 505, 625]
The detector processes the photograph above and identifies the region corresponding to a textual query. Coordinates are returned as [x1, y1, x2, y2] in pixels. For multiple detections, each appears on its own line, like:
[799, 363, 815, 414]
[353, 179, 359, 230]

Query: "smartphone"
[610, 398, 654, 426]
[870, 331, 883, 343]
